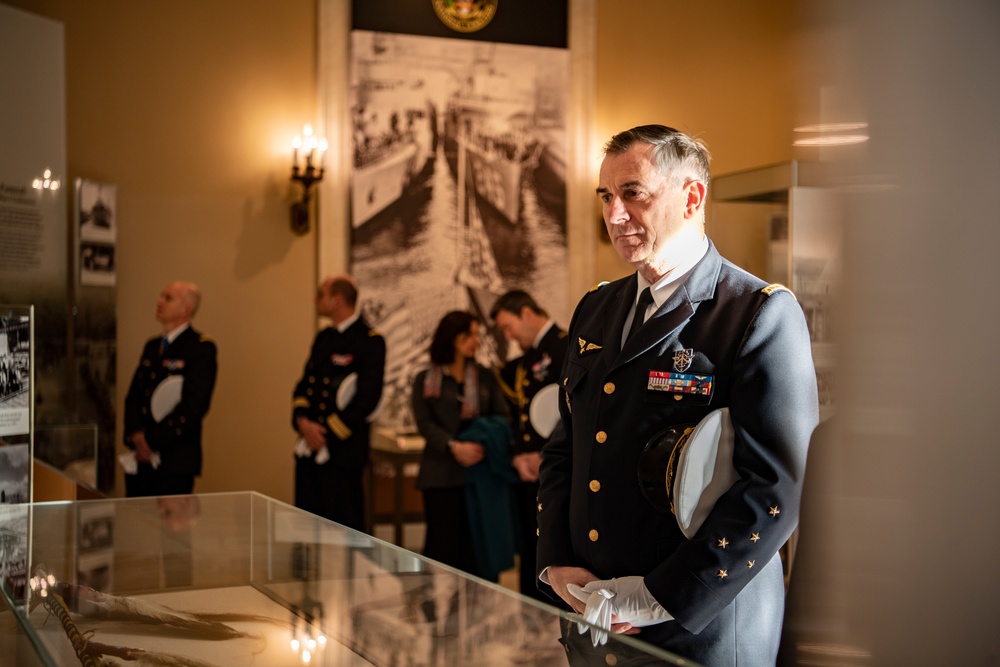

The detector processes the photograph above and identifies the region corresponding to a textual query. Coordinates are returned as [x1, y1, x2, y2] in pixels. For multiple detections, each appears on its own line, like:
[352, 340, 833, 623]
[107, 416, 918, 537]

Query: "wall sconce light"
[32, 168, 61, 191]
[290, 124, 327, 235]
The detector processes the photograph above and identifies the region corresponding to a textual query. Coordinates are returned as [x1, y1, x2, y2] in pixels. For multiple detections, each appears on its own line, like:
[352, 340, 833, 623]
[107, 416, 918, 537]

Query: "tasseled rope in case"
[42, 592, 101, 667]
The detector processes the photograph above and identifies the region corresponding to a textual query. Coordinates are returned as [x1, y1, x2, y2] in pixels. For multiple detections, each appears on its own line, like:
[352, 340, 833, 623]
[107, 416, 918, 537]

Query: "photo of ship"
[348, 31, 569, 429]
[351, 37, 439, 229]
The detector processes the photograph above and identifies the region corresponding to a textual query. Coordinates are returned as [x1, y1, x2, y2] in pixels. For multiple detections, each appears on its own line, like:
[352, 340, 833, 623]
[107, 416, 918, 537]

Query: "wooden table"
[366, 429, 425, 546]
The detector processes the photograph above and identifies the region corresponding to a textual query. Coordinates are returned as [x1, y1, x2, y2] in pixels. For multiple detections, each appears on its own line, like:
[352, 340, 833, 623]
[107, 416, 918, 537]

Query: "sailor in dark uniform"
[124, 281, 218, 497]
[292, 274, 386, 532]
[536, 126, 819, 666]
[491, 290, 569, 602]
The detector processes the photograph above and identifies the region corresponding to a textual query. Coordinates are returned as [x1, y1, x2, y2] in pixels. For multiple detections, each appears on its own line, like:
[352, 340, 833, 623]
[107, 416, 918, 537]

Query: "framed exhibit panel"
[0, 492, 693, 666]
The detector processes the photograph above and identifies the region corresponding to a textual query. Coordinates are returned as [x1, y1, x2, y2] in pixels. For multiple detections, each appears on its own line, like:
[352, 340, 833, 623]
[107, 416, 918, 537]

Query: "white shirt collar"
[336, 311, 360, 333]
[532, 320, 554, 349]
[164, 322, 190, 344]
[636, 236, 710, 309]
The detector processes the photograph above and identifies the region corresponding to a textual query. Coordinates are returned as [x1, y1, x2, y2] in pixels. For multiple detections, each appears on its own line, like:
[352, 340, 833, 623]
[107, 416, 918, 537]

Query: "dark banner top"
[352, 0, 568, 49]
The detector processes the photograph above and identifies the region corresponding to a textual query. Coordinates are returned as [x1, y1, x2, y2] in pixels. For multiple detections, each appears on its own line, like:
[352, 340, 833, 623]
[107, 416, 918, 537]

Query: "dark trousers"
[421, 486, 481, 578]
[125, 466, 195, 497]
[515, 479, 548, 601]
[294, 457, 366, 532]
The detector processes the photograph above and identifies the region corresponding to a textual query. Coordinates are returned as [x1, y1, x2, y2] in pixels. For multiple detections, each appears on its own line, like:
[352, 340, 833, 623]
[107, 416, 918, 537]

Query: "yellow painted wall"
[6, 0, 805, 501]
[592, 1, 803, 284]
[7, 0, 321, 502]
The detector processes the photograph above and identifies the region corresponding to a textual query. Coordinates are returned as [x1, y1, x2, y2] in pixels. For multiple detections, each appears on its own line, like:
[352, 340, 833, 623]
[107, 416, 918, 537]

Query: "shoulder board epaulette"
[368, 329, 383, 337]
[199, 334, 214, 342]
[761, 284, 796, 300]
[589, 281, 610, 293]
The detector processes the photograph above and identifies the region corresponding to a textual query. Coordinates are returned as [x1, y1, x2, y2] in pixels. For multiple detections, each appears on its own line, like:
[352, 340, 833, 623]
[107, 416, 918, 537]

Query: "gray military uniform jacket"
[537, 241, 819, 665]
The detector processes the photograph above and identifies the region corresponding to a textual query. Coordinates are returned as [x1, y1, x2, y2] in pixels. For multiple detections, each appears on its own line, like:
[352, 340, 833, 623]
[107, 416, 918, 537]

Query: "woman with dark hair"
[412, 310, 514, 580]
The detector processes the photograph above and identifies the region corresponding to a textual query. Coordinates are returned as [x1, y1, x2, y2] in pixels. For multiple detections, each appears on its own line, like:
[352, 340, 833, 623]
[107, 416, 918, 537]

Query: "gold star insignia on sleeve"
[717, 538, 729, 549]
[717, 569, 728, 579]
[750, 532, 761, 543]
[769, 506, 780, 517]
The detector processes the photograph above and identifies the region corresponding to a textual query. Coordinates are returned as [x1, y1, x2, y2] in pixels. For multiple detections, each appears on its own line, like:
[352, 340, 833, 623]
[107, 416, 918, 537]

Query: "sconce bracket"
[289, 163, 324, 235]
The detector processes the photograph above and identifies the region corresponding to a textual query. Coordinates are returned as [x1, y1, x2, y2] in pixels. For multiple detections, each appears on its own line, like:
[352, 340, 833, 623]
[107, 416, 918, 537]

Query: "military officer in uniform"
[292, 274, 386, 532]
[536, 125, 818, 665]
[124, 280, 218, 497]
[491, 290, 568, 602]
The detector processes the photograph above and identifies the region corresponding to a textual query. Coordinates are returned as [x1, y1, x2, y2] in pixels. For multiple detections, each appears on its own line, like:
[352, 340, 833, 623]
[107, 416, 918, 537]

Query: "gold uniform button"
[523, 434, 531, 442]
[309, 376, 315, 383]
[536, 528, 540, 537]
[589, 480, 601, 492]
[595, 431, 607, 443]
[537, 503, 543, 512]
[605, 655, 618, 666]
[674, 395, 683, 401]
[589, 529, 599, 542]
[520, 414, 529, 422]
[603, 382, 615, 394]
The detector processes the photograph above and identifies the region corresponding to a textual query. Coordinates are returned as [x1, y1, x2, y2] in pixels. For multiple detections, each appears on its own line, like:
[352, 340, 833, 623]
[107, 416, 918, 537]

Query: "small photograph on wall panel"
[80, 241, 116, 287]
[77, 179, 117, 245]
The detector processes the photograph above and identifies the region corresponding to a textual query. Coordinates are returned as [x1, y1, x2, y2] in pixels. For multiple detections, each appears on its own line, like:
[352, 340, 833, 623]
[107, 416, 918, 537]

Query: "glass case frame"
[0, 492, 693, 666]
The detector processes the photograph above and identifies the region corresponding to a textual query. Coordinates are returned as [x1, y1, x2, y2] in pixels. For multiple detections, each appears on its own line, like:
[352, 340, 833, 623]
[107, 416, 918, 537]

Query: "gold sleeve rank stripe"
[292, 397, 310, 409]
[326, 414, 352, 440]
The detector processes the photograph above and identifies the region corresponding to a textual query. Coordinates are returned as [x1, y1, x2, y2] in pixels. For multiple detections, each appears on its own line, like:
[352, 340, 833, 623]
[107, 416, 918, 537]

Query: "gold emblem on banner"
[432, 0, 498, 33]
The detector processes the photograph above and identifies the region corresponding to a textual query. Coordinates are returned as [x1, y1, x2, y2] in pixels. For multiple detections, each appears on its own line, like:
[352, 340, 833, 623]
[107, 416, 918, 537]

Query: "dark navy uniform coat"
[497, 324, 570, 456]
[291, 317, 385, 530]
[124, 326, 218, 484]
[292, 317, 386, 469]
[537, 241, 818, 666]
[497, 323, 569, 602]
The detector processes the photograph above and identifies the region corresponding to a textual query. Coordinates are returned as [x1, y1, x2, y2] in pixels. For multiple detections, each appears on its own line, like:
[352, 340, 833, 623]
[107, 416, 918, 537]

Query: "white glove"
[566, 584, 613, 647]
[118, 451, 161, 474]
[579, 576, 673, 628]
[294, 437, 330, 464]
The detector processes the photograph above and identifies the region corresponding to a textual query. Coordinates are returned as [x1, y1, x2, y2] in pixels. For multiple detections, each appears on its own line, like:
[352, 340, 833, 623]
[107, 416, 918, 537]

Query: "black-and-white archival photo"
[0, 501, 28, 604]
[79, 241, 116, 286]
[0, 313, 30, 437]
[0, 443, 29, 505]
[348, 31, 570, 429]
[77, 179, 117, 243]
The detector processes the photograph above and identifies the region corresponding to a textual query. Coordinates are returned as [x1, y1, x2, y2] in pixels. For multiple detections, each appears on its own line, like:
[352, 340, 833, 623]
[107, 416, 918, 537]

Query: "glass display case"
[713, 161, 841, 422]
[0, 492, 693, 666]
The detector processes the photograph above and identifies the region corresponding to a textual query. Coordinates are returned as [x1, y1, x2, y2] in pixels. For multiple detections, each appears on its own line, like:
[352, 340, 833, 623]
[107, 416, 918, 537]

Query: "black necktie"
[626, 287, 654, 342]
